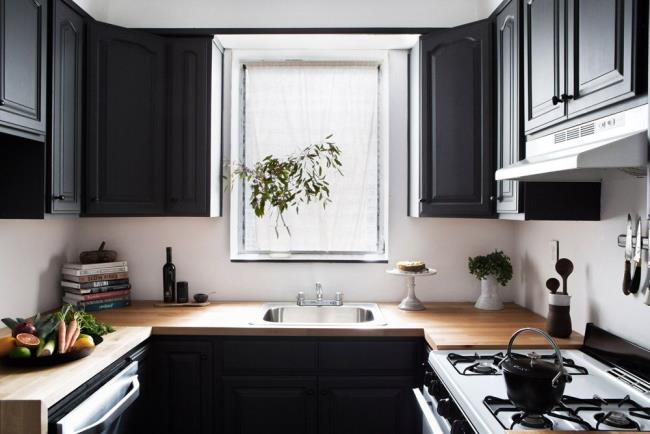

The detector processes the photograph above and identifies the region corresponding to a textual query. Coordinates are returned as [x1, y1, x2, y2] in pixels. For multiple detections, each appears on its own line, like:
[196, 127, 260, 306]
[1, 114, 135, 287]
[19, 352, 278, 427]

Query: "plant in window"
[228, 135, 343, 237]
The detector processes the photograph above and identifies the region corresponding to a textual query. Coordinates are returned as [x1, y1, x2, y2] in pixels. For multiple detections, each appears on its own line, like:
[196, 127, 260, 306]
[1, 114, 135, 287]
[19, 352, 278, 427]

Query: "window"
[230, 54, 388, 261]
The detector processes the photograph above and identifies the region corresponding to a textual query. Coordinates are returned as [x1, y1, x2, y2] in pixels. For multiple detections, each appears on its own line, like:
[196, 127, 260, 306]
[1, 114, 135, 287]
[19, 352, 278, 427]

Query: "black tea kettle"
[499, 327, 572, 414]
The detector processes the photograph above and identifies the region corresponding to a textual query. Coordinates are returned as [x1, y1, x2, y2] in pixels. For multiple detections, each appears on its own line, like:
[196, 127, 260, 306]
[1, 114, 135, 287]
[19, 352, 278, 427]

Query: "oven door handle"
[413, 388, 446, 434]
[74, 375, 140, 434]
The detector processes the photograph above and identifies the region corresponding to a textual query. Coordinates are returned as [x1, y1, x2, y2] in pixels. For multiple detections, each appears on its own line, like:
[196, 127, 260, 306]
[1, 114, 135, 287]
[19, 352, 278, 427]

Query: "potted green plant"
[468, 250, 513, 310]
[227, 135, 343, 237]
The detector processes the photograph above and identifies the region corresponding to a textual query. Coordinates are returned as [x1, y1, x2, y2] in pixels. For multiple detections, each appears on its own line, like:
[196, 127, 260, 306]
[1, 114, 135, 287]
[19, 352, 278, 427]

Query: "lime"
[9, 346, 31, 359]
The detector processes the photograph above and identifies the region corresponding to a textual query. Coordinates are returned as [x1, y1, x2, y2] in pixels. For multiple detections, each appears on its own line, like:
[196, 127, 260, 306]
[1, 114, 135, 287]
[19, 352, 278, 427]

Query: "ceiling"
[73, 0, 502, 30]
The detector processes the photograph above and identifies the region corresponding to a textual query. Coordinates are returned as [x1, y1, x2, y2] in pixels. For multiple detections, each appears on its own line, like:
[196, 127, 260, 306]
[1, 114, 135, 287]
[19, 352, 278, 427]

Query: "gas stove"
[415, 324, 650, 433]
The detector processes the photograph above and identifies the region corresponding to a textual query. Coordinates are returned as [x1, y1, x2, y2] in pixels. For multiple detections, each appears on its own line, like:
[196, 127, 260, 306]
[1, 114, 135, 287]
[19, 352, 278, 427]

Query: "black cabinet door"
[496, 0, 522, 214]
[523, 0, 566, 132]
[222, 376, 317, 434]
[566, 0, 638, 116]
[419, 21, 494, 217]
[318, 376, 417, 434]
[166, 37, 211, 216]
[48, 0, 82, 214]
[0, 0, 48, 137]
[85, 22, 165, 215]
[154, 340, 214, 434]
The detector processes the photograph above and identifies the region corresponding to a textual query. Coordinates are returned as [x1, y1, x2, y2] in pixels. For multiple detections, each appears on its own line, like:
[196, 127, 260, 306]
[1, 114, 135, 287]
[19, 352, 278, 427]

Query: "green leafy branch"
[227, 135, 343, 237]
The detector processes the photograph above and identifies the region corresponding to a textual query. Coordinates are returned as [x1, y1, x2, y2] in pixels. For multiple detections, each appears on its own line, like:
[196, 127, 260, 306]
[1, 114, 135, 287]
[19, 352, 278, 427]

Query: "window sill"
[230, 252, 388, 263]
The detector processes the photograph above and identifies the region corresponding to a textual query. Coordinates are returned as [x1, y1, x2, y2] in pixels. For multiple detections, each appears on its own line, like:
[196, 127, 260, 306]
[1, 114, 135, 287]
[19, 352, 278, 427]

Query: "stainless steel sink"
[251, 303, 386, 327]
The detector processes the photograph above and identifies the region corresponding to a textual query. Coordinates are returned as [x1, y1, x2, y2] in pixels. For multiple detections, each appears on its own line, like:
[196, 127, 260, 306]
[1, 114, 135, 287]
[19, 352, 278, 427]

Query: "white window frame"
[228, 49, 390, 262]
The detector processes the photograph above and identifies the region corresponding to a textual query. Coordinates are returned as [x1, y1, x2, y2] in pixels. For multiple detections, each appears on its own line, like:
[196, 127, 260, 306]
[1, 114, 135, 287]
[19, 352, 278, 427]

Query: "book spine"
[61, 279, 129, 289]
[78, 299, 132, 312]
[61, 266, 128, 277]
[63, 284, 132, 295]
[62, 272, 129, 283]
[63, 261, 127, 270]
[63, 294, 130, 307]
[63, 289, 131, 302]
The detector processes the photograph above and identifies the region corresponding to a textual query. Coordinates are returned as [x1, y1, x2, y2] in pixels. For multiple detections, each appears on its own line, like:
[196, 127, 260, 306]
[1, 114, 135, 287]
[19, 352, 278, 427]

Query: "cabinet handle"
[560, 94, 574, 102]
[489, 196, 495, 201]
[551, 95, 562, 106]
[53, 195, 66, 201]
[497, 195, 504, 202]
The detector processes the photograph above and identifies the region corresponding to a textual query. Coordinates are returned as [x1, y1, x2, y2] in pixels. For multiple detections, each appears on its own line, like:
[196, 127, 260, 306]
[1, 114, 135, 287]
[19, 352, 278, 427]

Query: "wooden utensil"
[555, 258, 574, 295]
[546, 278, 560, 294]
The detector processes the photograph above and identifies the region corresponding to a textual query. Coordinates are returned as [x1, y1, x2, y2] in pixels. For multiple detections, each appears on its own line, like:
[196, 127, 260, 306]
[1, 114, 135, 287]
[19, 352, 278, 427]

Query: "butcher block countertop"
[91, 300, 584, 349]
[0, 301, 583, 434]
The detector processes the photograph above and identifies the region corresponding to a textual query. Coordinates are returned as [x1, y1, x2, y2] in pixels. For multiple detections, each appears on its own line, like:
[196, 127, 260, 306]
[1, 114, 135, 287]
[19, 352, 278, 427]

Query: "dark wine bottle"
[162, 247, 176, 303]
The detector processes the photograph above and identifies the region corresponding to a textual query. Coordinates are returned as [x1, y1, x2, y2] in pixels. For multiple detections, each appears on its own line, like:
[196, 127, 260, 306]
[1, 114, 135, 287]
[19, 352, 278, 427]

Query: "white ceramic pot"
[475, 276, 504, 310]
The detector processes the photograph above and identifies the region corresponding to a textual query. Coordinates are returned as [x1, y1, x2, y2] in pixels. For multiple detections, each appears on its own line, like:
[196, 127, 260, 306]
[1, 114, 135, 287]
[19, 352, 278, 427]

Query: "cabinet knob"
[53, 195, 66, 201]
[489, 196, 495, 201]
[0, 98, 5, 106]
[551, 95, 561, 106]
[497, 195, 504, 202]
[560, 93, 574, 102]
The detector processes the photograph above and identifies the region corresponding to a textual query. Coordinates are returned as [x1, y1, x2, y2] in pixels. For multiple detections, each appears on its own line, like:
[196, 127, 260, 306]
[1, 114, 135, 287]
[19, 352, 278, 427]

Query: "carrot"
[68, 327, 81, 351]
[65, 319, 78, 352]
[57, 319, 67, 354]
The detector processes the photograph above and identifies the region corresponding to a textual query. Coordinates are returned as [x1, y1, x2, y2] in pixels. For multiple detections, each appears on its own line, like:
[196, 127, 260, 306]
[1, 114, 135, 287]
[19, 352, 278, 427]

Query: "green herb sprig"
[228, 134, 343, 236]
[468, 250, 513, 286]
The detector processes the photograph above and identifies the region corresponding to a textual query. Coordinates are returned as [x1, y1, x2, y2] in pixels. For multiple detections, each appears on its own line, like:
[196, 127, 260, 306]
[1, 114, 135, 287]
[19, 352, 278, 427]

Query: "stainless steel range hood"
[495, 104, 648, 182]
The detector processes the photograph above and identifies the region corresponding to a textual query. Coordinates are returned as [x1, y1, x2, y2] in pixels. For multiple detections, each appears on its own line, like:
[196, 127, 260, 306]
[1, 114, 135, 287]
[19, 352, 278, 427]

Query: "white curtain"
[241, 62, 381, 253]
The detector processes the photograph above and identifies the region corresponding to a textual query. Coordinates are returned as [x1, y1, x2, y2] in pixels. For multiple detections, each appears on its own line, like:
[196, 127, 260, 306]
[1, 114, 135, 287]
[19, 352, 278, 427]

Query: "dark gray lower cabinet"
[418, 21, 495, 218]
[154, 340, 214, 434]
[319, 376, 417, 434]
[48, 0, 83, 214]
[153, 337, 421, 434]
[223, 376, 317, 434]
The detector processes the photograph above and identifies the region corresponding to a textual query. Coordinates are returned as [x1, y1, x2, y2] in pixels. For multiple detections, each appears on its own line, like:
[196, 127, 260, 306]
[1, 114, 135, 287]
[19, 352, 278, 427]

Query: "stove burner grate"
[463, 362, 498, 375]
[511, 413, 553, 430]
[594, 411, 640, 430]
[447, 352, 589, 376]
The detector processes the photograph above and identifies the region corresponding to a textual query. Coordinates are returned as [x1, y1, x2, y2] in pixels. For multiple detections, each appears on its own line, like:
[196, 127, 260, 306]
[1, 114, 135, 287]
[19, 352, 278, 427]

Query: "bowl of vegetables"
[0, 305, 114, 367]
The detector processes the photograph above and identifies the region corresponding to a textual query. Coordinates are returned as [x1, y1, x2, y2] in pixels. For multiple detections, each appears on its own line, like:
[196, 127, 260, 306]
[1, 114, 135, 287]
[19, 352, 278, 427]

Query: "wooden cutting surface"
[0, 301, 583, 434]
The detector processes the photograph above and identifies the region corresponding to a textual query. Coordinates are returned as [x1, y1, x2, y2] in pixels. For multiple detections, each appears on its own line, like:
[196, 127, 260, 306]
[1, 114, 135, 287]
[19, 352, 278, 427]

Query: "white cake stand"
[386, 268, 437, 311]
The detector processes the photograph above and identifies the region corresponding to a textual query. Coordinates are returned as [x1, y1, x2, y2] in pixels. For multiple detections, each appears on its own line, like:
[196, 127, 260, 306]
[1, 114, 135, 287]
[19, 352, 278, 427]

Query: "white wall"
[0, 217, 78, 319]
[513, 171, 650, 346]
[74, 51, 517, 303]
[72, 0, 497, 29]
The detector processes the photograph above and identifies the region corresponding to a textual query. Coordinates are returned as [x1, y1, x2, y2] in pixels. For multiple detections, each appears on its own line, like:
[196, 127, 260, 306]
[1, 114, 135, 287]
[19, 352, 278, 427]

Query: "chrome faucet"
[296, 282, 343, 306]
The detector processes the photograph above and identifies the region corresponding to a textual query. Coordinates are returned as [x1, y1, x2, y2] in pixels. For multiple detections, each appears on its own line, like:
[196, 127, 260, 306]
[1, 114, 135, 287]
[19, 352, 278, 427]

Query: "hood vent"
[496, 105, 648, 182]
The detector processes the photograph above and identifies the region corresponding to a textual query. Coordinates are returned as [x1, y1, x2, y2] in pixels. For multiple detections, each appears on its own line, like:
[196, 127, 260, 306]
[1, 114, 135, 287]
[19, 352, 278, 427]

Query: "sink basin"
[252, 303, 386, 327]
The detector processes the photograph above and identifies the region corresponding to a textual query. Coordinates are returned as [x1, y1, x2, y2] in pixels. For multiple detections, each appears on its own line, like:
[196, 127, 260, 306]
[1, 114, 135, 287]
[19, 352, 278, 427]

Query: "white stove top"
[428, 349, 650, 432]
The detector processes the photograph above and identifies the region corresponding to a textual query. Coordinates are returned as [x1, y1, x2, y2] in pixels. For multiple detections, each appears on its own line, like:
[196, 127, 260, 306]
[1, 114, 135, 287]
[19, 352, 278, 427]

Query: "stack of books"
[61, 261, 131, 312]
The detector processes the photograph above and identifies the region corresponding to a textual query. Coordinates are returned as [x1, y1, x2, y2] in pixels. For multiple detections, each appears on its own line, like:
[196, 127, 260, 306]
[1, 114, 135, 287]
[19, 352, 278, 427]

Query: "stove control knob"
[450, 420, 472, 434]
[436, 398, 457, 419]
[427, 380, 449, 400]
[423, 371, 435, 385]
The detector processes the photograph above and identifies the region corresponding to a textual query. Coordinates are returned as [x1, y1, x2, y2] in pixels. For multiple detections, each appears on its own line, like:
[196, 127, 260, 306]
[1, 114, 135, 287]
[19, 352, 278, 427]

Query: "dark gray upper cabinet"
[419, 21, 495, 218]
[167, 37, 213, 216]
[523, 0, 567, 133]
[496, 0, 522, 214]
[48, 0, 83, 214]
[524, 0, 646, 134]
[566, 0, 640, 116]
[85, 22, 166, 216]
[0, 0, 48, 139]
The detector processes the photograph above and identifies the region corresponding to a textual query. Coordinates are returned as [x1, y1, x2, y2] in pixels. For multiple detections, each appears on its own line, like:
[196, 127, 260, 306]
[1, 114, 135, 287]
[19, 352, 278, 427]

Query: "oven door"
[56, 362, 140, 434]
[413, 388, 448, 434]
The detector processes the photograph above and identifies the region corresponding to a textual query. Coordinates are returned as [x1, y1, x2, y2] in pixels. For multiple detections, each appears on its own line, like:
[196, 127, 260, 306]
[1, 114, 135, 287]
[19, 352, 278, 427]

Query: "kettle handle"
[506, 327, 564, 368]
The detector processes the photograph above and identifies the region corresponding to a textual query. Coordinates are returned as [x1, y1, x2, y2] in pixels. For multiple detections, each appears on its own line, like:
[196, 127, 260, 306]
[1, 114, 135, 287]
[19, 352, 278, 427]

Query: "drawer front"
[223, 339, 318, 372]
[319, 340, 421, 372]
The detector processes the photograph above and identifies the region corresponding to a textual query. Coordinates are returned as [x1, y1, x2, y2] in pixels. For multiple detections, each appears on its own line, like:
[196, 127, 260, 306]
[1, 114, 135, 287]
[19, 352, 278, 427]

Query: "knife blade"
[623, 214, 633, 295]
[630, 218, 643, 294]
